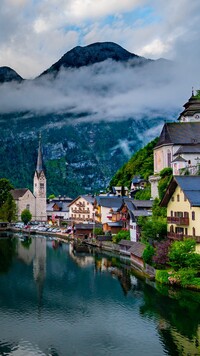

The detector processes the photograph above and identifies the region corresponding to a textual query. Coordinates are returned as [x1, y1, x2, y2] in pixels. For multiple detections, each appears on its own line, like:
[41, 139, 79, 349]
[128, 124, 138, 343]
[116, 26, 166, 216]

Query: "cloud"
[0, 0, 199, 78]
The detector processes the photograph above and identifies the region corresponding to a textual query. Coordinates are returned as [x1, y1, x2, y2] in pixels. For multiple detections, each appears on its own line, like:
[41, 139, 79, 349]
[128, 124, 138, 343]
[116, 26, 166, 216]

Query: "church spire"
[36, 132, 43, 174]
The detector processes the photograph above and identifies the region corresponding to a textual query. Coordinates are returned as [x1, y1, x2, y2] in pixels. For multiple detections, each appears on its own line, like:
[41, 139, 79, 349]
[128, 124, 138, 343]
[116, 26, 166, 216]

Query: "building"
[68, 195, 95, 223]
[11, 135, 47, 221]
[46, 196, 72, 225]
[160, 175, 200, 253]
[94, 196, 123, 225]
[150, 90, 200, 198]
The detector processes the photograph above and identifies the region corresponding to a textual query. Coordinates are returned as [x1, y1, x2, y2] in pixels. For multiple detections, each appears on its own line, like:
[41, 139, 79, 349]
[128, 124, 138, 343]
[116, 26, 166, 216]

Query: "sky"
[0, 0, 200, 142]
[0, 0, 200, 78]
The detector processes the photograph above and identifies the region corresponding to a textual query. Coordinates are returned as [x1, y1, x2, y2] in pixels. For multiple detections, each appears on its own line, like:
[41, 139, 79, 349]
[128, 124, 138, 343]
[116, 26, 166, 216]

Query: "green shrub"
[156, 270, 170, 284]
[112, 229, 130, 244]
[142, 244, 155, 265]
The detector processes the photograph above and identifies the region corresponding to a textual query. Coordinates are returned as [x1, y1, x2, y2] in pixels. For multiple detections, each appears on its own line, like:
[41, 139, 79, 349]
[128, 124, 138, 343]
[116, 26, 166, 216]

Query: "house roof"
[75, 223, 102, 230]
[118, 239, 135, 247]
[124, 198, 153, 209]
[155, 122, 200, 149]
[171, 155, 187, 163]
[129, 242, 146, 258]
[95, 196, 123, 209]
[160, 176, 200, 207]
[10, 188, 30, 200]
[105, 221, 123, 227]
[68, 195, 95, 207]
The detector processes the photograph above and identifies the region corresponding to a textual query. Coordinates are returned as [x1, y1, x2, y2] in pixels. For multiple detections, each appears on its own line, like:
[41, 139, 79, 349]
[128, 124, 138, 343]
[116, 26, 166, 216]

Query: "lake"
[0, 233, 200, 356]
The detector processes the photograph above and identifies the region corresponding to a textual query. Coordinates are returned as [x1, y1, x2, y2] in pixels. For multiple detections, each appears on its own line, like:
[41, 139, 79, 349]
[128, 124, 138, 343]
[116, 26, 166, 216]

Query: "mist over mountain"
[0, 42, 192, 197]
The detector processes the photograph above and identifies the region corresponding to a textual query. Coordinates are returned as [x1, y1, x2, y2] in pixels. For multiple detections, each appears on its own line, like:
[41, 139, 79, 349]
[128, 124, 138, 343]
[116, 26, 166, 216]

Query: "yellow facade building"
[161, 176, 200, 253]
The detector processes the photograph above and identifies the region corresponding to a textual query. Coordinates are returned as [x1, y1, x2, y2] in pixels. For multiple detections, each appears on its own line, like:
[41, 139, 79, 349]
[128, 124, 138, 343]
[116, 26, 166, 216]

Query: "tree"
[142, 244, 155, 265]
[0, 178, 14, 208]
[153, 240, 171, 267]
[158, 168, 172, 201]
[168, 239, 200, 270]
[0, 193, 17, 222]
[112, 230, 130, 244]
[21, 209, 32, 225]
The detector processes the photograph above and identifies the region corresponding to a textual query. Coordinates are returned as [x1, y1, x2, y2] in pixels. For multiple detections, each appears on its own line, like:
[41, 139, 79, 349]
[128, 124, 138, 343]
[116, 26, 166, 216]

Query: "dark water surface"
[0, 234, 200, 356]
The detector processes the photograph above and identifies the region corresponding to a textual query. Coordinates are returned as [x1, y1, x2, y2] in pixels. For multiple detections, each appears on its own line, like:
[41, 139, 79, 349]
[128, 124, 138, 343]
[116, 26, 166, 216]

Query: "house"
[150, 90, 200, 198]
[130, 175, 147, 198]
[68, 195, 95, 223]
[74, 223, 102, 239]
[118, 239, 135, 256]
[160, 176, 200, 253]
[129, 242, 146, 269]
[11, 135, 47, 221]
[46, 196, 72, 225]
[118, 198, 153, 242]
[94, 196, 123, 225]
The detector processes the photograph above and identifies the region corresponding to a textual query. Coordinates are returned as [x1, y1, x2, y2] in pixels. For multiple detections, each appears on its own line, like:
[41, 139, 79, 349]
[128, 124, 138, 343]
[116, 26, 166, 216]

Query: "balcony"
[168, 232, 200, 242]
[167, 216, 189, 225]
[168, 232, 184, 241]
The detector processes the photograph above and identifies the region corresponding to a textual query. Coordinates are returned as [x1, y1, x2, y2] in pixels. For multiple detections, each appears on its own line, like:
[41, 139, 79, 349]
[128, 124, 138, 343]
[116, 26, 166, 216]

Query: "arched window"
[193, 227, 196, 236]
[177, 194, 180, 202]
[26, 204, 30, 211]
[192, 211, 195, 220]
[167, 149, 172, 167]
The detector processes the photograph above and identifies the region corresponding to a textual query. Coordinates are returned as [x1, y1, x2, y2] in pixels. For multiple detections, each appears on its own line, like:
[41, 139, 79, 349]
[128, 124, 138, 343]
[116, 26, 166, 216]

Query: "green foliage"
[0, 178, 14, 208]
[21, 237, 32, 249]
[152, 198, 166, 218]
[112, 229, 130, 244]
[0, 193, 17, 222]
[21, 209, 32, 225]
[109, 138, 158, 189]
[156, 270, 170, 284]
[48, 194, 55, 199]
[139, 216, 167, 242]
[158, 168, 172, 201]
[142, 244, 155, 265]
[94, 227, 104, 236]
[134, 185, 151, 200]
[168, 239, 199, 270]
[0, 238, 17, 274]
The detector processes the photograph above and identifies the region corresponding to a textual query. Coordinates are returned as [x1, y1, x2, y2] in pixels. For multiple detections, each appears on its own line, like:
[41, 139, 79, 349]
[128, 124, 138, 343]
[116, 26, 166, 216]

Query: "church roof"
[11, 188, 29, 200]
[171, 155, 187, 163]
[174, 144, 200, 155]
[155, 122, 200, 148]
[178, 92, 200, 120]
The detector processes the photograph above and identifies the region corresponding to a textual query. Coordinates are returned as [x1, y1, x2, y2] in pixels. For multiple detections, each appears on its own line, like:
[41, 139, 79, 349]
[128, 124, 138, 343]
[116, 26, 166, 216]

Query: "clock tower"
[33, 134, 47, 221]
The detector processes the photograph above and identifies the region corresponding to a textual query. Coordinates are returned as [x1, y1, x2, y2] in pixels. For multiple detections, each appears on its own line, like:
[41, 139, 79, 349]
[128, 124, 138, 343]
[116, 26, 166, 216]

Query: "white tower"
[33, 134, 47, 221]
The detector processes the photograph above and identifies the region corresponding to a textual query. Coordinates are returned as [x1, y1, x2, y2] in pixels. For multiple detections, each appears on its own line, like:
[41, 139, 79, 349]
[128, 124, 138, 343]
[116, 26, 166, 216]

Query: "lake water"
[0, 233, 200, 356]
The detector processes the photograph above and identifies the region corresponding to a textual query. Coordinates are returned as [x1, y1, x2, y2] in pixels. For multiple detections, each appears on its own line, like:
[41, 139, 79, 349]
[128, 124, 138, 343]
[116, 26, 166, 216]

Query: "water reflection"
[0, 234, 199, 356]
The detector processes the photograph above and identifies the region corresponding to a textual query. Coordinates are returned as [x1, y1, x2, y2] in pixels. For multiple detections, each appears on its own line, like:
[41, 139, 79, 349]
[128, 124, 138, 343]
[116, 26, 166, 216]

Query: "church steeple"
[33, 133, 47, 221]
[36, 132, 44, 175]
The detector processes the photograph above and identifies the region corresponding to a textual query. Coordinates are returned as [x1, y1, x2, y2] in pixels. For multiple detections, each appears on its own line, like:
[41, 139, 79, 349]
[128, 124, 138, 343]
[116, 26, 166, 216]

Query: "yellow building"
[160, 176, 200, 253]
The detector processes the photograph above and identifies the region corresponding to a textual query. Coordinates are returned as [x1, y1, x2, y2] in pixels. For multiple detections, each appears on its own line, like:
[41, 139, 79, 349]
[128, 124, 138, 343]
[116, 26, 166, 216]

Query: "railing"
[167, 216, 189, 225]
[168, 232, 200, 242]
[71, 209, 90, 214]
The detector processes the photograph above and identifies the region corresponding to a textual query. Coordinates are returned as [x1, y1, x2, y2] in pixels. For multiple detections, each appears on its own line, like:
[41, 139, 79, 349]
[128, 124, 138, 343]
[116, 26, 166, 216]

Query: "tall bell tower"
[33, 133, 47, 221]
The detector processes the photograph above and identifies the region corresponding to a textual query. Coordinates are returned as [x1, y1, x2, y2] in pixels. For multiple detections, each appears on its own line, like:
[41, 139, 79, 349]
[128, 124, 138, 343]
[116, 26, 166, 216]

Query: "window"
[171, 196, 174, 202]
[177, 194, 180, 202]
[185, 228, 188, 235]
[167, 150, 171, 167]
[171, 211, 173, 217]
[184, 195, 187, 202]
[40, 183, 44, 193]
[193, 227, 196, 236]
[192, 211, 195, 220]
[26, 204, 30, 211]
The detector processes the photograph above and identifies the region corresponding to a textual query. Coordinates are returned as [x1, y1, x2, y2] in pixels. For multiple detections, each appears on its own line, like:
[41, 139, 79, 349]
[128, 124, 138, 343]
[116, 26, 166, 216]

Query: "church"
[150, 89, 200, 198]
[11, 135, 47, 222]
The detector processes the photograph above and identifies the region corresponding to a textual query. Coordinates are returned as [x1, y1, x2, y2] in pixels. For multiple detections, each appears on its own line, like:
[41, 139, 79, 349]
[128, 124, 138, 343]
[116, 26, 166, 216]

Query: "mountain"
[0, 42, 173, 198]
[39, 42, 150, 77]
[0, 66, 23, 83]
